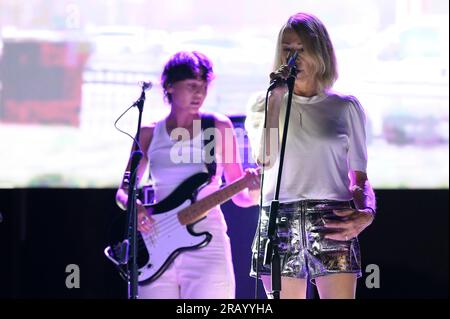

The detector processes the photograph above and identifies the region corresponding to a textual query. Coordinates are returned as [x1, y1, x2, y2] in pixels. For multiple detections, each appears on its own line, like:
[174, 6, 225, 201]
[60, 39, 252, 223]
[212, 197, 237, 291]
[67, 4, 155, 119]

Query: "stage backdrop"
[0, 188, 448, 298]
[0, 0, 448, 189]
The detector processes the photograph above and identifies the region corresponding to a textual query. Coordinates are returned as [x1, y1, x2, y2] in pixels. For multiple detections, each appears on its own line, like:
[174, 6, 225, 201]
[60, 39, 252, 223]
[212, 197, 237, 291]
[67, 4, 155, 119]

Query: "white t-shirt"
[245, 90, 368, 205]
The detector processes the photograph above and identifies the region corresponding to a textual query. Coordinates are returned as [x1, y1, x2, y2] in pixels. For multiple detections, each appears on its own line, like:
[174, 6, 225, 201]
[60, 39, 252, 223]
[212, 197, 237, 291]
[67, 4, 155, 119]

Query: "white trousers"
[138, 221, 235, 299]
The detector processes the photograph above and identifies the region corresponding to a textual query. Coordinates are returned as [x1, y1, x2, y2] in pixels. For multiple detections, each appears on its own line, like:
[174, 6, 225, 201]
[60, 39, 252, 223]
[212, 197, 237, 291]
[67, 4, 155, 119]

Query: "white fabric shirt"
[245, 90, 368, 205]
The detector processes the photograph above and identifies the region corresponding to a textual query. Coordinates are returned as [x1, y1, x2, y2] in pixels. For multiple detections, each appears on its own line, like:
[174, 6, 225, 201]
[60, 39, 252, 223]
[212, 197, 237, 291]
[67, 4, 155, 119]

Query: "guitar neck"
[178, 176, 249, 225]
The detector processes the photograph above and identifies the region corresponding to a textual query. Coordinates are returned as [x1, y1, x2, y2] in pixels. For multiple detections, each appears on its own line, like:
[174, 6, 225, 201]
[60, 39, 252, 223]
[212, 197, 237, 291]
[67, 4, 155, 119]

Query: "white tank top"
[148, 117, 227, 229]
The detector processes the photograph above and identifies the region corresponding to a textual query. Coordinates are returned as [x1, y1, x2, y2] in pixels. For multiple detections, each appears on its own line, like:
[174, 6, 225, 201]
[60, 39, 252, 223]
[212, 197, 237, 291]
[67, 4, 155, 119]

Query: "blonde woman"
[245, 12, 376, 299]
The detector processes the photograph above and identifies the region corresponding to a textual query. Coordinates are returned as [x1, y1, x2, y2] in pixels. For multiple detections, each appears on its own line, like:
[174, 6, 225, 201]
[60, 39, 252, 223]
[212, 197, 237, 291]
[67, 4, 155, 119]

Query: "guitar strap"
[145, 114, 217, 186]
[200, 113, 217, 179]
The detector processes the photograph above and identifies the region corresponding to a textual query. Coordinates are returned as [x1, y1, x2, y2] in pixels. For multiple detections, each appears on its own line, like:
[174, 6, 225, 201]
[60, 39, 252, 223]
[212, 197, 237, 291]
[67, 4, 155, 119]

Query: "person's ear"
[166, 83, 174, 94]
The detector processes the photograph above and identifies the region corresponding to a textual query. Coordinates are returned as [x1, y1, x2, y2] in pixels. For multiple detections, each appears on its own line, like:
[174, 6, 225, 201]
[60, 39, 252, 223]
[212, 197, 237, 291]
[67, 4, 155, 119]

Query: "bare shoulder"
[141, 123, 156, 136]
[140, 123, 157, 149]
[206, 112, 233, 131]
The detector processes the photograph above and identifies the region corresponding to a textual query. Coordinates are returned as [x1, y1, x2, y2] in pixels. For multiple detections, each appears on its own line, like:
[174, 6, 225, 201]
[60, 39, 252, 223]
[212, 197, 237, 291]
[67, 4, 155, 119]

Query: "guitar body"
[105, 169, 252, 285]
[138, 200, 212, 284]
[106, 172, 212, 284]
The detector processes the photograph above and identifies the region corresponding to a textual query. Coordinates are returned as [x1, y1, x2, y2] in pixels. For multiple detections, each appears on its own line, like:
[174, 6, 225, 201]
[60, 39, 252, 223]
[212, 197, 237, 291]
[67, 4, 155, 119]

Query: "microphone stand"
[263, 65, 297, 299]
[125, 87, 146, 299]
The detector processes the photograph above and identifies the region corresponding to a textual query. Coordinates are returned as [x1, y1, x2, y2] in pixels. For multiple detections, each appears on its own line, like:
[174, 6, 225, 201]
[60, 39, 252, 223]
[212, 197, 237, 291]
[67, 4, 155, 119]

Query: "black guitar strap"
[145, 114, 217, 188]
[201, 113, 217, 179]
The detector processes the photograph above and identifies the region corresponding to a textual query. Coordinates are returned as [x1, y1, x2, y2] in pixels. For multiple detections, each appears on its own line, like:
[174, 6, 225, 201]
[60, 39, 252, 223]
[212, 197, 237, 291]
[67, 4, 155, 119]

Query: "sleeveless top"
[147, 116, 227, 230]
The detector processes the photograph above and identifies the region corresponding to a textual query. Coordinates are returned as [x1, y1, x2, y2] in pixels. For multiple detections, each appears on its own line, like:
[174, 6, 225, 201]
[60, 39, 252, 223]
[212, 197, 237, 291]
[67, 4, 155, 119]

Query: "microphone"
[287, 50, 299, 68]
[139, 81, 153, 91]
[268, 50, 298, 91]
[133, 81, 153, 106]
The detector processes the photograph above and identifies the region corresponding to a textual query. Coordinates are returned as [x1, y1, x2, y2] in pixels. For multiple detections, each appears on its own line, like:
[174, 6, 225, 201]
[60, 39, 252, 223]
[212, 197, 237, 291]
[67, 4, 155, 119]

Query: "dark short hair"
[161, 51, 214, 102]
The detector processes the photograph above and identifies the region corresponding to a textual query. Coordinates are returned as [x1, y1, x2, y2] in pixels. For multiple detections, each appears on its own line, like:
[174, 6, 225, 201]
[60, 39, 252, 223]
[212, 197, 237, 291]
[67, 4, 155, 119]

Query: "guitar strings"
[148, 179, 244, 229]
[146, 205, 201, 230]
[146, 197, 216, 230]
[143, 208, 206, 240]
[140, 203, 216, 245]
[141, 180, 247, 242]
[141, 215, 182, 245]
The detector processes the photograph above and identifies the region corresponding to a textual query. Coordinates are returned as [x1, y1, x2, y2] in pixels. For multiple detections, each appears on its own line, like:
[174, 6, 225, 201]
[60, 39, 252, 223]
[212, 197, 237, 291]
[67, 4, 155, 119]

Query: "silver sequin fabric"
[250, 200, 362, 282]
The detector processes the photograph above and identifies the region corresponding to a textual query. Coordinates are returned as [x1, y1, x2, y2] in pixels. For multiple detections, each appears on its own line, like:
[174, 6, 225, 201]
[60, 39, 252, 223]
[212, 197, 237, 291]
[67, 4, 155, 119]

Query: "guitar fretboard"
[178, 176, 249, 225]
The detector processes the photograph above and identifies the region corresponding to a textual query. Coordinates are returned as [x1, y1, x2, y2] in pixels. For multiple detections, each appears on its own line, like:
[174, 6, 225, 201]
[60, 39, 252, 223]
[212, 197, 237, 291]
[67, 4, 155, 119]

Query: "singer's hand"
[269, 64, 290, 97]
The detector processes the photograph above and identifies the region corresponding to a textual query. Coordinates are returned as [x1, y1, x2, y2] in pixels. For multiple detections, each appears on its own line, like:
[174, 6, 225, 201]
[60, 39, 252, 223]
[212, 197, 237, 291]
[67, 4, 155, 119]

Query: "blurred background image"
[0, 0, 448, 189]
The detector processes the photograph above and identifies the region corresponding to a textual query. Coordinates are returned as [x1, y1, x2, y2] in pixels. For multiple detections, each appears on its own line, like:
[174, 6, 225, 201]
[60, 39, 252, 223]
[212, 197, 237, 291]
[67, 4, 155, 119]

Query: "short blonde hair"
[273, 12, 338, 92]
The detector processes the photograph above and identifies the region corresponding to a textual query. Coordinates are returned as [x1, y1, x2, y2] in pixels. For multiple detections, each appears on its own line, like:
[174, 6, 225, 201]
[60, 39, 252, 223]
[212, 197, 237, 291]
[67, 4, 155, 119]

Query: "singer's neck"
[294, 80, 319, 97]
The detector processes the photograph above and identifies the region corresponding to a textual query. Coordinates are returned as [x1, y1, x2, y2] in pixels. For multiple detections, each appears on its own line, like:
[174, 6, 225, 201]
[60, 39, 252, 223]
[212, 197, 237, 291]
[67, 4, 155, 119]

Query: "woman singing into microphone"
[245, 12, 377, 299]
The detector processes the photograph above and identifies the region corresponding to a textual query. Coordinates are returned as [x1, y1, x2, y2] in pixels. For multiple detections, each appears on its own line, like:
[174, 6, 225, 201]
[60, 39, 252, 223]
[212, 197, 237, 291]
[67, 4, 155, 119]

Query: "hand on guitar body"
[137, 203, 154, 233]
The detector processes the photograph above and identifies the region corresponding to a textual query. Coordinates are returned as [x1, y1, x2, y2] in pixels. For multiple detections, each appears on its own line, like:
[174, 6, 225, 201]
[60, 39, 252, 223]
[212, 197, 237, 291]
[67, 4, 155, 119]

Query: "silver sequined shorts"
[250, 200, 362, 282]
